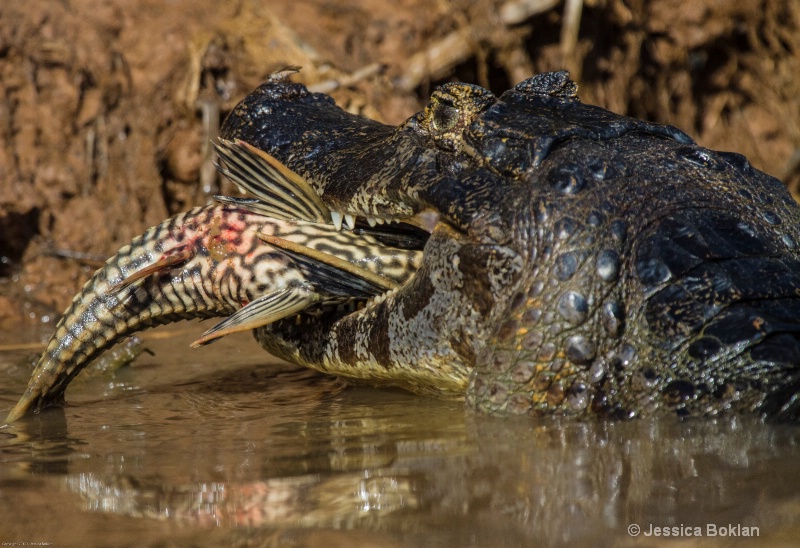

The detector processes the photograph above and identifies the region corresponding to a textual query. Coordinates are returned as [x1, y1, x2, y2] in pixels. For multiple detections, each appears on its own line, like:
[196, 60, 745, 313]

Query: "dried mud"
[1, 0, 799, 328]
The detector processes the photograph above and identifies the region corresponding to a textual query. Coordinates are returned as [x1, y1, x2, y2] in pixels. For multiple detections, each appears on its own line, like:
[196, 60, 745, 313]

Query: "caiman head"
[221, 71, 800, 420]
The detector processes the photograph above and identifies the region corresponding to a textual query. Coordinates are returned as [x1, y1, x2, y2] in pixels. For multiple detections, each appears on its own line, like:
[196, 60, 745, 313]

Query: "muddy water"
[1, 324, 799, 547]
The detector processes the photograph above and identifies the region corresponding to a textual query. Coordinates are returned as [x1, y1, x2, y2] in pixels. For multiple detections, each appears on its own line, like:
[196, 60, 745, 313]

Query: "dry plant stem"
[496, 40, 536, 87]
[45, 248, 107, 268]
[560, 0, 583, 59]
[308, 63, 385, 94]
[781, 150, 800, 182]
[780, 149, 800, 198]
[395, 31, 474, 92]
[500, 0, 561, 24]
[396, 0, 560, 92]
[198, 96, 220, 197]
[0, 343, 47, 352]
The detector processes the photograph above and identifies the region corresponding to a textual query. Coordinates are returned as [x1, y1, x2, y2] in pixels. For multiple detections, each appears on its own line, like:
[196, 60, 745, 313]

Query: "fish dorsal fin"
[214, 139, 331, 224]
[190, 286, 317, 347]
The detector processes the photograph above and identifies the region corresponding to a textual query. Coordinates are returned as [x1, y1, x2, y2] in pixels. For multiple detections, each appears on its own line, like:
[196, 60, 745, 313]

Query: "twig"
[560, 0, 583, 59]
[0, 342, 46, 352]
[44, 248, 106, 268]
[198, 95, 220, 196]
[395, 0, 560, 92]
[308, 63, 385, 94]
[395, 30, 475, 92]
[780, 149, 800, 183]
[496, 41, 536, 88]
[500, 0, 560, 24]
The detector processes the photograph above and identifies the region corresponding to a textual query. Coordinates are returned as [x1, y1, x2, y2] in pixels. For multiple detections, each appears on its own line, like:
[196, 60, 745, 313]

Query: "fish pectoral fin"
[214, 138, 331, 224]
[257, 233, 399, 298]
[110, 247, 195, 294]
[190, 287, 317, 348]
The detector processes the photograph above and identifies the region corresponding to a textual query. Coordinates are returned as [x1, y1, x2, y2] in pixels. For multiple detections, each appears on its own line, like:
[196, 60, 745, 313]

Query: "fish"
[4, 139, 423, 423]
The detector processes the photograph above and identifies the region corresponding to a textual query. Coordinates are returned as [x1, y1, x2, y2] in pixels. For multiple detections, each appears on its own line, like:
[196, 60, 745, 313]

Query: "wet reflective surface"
[2, 323, 800, 547]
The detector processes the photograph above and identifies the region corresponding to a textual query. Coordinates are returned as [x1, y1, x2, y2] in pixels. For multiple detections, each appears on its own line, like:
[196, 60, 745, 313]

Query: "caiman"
[7, 71, 800, 423]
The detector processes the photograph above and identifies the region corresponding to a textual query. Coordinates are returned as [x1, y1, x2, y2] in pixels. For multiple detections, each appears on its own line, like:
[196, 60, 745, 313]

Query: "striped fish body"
[5, 203, 421, 422]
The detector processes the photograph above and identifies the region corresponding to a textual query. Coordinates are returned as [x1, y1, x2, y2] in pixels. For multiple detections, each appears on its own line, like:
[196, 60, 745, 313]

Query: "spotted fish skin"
[5, 203, 420, 422]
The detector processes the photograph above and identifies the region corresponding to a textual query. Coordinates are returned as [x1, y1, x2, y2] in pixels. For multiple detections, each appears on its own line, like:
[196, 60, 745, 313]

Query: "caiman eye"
[431, 103, 459, 132]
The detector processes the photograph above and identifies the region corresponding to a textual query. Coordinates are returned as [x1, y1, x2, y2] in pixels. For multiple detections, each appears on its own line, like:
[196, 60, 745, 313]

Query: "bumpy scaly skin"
[6, 203, 420, 421]
[221, 72, 800, 420]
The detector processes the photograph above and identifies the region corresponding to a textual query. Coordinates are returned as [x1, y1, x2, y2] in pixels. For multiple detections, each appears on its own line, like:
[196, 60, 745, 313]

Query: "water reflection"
[66, 469, 418, 528]
[1, 329, 800, 546]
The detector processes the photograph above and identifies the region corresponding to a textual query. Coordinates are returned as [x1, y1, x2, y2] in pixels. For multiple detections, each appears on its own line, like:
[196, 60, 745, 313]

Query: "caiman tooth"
[367, 217, 378, 228]
[331, 211, 344, 231]
[344, 214, 356, 230]
[365, 287, 398, 309]
[413, 210, 441, 233]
